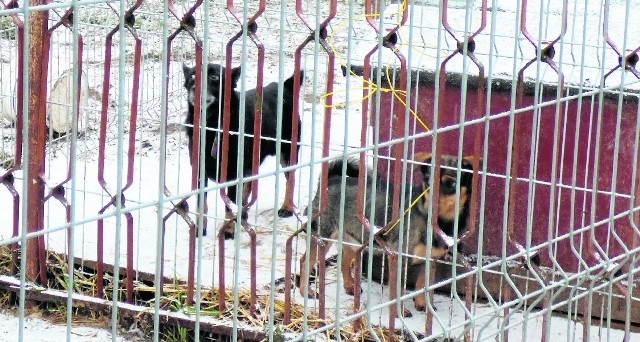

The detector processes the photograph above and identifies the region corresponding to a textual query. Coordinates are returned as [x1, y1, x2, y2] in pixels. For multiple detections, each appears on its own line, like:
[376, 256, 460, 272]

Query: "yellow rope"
[383, 185, 429, 236]
[322, 0, 436, 132]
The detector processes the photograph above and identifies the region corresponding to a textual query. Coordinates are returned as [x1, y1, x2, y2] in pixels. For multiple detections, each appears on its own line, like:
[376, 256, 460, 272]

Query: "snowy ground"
[1, 0, 639, 340]
[0, 310, 135, 342]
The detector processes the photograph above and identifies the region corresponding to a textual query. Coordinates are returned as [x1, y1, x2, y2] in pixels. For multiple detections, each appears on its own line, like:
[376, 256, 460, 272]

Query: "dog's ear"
[414, 152, 432, 163]
[415, 152, 433, 178]
[284, 70, 305, 89]
[182, 63, 191, 79]
[461, 155, 482, 170]
[231, 66, 242, 88]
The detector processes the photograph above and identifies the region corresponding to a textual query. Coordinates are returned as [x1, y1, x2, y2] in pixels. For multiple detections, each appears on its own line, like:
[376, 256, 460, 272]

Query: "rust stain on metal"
[26, 5, 49, 284]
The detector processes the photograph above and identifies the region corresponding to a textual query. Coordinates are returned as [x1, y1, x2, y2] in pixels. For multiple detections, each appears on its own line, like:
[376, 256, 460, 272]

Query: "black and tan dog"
[298, 154, 476, 311]
[362, 153, 476, 296]
[183, 63, 304, 237]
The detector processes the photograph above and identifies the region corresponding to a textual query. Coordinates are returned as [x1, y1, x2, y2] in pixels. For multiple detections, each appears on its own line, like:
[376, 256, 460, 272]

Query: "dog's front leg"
[298, 251, 318, 298]
[278, 169, 296, 217]
[219, 183, 249, 240]
[413, 266, 427, 311]
[195, 180, 209, 237]
[340, 247, 358, 295]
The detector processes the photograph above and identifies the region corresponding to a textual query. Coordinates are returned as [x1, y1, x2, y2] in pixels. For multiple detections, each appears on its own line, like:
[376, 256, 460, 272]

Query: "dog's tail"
[307, 157, 372, 217]
[325, 157, 371, 179]
[284, 70, 305, 89]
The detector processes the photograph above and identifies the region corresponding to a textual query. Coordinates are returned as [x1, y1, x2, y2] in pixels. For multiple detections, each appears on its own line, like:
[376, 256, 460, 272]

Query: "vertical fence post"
[25, 2, 49, 284]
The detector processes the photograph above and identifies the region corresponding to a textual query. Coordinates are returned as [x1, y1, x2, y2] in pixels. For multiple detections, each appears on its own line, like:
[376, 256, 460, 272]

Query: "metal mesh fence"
[0, 0, 639, 341]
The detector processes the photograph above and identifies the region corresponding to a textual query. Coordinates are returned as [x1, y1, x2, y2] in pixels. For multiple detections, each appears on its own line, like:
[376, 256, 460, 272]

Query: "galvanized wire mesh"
[0, 0, 639, 341]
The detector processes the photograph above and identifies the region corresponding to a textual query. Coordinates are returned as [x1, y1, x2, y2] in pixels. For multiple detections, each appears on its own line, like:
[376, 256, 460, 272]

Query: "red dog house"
[358, 65, 639, 274]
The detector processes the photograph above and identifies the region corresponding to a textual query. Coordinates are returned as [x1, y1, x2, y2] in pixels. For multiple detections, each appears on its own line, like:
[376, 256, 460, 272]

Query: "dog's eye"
[445, 179, 456, 188]
[210, 74, 220, 82]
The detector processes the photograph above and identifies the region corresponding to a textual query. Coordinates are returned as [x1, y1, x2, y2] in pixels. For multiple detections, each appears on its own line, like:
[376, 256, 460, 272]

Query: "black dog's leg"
[220, 182, 249, 239]
[197, 186, 208, 237]
[189, 130, 209, 237]
[192, 176, 209, 237]
[277, 143, 297, 218]
[220, 182, 238, 240]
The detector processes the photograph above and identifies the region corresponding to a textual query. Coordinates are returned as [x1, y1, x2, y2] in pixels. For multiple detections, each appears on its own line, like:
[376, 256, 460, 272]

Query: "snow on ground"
[0, 310, 135, 342]
[1, 0, 639, 340]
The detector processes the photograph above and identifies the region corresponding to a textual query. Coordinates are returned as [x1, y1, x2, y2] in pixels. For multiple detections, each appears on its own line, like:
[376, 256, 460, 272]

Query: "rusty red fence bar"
[282, 0, 337, 326]
[505, 0, 568, 341]
[41, 6, 87, 273]
[435, 0, 487, 264]
[166, 0, 205, 191]
[218, 0, 266, 211]
[95, 0, 143, 303]
[587, 1, 640, 338]
[218, 0, 266, 212]
[216, 30, 261, 315]
[434, 1, 487, 340]
[25, 0, 50, 284]
[349, 0, 408, 338]
[602, 4, 640, 81]
[160, 0, 203, 307]
[215, 0, 266, 317]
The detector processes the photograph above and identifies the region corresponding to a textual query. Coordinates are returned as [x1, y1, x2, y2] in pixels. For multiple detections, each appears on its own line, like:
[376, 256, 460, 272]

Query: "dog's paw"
[277, 207, 295, 218]
[219, 220, 236, 240]
[344, 285, 355, 296]
[414, 298, 438, 312]
[343, 284, 363, 296]
[299, 288, 318, 299]
[414, 297, 428, 312]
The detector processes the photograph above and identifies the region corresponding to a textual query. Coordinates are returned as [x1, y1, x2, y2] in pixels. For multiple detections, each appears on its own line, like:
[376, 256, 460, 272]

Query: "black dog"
[183, 63, 304, 237]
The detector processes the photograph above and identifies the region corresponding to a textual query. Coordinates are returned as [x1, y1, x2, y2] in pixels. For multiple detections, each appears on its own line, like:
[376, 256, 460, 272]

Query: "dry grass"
[0, 245, 403, 341]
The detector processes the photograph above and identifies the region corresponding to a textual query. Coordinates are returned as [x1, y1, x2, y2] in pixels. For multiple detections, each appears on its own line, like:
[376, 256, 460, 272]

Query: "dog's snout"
[206, 94, 216, 106]
[187, 90, 216, 107]
[187, 90, 195, 105]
